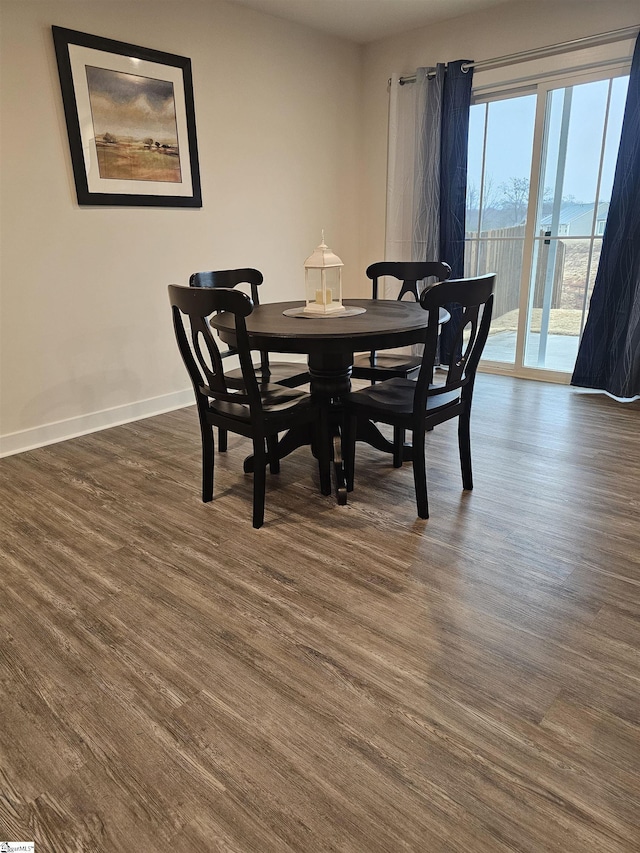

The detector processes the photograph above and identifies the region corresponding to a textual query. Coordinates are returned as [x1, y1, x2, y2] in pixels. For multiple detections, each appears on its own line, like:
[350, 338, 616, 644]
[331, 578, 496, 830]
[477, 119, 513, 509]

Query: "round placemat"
[283, 306, 367, 319]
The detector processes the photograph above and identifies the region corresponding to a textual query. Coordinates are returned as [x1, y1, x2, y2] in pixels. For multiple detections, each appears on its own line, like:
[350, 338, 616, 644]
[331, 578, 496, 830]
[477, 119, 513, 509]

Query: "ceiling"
[223, 0, 514, 44]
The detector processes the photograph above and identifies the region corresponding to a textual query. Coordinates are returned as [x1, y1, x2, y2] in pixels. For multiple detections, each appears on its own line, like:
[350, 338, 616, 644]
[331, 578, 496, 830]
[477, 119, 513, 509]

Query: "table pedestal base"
[242, 351, 412, 503]
[309, 352, 350, 505]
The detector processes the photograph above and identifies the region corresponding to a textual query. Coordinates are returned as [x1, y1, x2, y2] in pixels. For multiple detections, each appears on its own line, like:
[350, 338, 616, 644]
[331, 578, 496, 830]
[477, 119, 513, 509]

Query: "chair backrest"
[413, 273, 496, 414]
[366, 261, 452, 301]
[189, 268, 274, 373]
[169, 284, 263, 417]
[189, 268, 263, 304]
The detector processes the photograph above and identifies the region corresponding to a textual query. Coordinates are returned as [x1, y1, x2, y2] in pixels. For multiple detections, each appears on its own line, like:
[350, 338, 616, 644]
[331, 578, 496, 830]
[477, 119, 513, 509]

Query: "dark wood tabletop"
[210, 298, 446, 354]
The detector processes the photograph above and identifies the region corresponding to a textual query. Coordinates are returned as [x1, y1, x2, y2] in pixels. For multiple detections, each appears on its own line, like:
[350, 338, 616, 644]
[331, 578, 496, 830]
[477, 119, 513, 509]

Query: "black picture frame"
[52, 26, 202, 207]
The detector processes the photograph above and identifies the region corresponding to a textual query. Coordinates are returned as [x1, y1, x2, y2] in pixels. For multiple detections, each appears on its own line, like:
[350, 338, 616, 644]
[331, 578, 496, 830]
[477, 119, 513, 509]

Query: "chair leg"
[201, 421, 214, 503]
[252, 438, 267, 529]
[412, 426, 429, 519]
[393, 427, 405, 468]
[344, 413, 357, 492]
[218, 427, 228, 453]
[267, 434, 280, 474]
[458, 412, 473, 490]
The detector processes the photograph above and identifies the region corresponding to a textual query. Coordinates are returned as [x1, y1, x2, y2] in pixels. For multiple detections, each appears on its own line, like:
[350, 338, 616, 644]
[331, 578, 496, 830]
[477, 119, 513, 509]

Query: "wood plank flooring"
[1, 374, 639, 852]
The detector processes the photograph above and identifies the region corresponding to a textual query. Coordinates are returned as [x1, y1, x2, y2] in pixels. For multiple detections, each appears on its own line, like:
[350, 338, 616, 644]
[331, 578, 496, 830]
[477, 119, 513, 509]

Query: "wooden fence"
[464, 226, 565, 318]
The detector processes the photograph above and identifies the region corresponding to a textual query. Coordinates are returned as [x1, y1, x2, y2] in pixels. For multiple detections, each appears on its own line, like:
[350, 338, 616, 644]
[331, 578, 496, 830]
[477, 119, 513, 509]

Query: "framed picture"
[52, 26, 202, 207]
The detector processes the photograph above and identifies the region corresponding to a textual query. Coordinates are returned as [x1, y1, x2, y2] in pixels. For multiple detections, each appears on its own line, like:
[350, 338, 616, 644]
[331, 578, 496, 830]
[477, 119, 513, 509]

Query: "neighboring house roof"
[540, 201, 609, 226]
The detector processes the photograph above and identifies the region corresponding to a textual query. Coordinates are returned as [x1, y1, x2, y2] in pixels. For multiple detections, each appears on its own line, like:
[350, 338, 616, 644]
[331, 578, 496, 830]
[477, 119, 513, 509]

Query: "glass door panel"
[465, 94, 536, 364]
[524, 76, 629, 371]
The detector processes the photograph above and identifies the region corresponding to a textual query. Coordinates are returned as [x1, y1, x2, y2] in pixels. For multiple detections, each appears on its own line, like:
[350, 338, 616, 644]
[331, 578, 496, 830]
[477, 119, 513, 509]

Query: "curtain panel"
[571, 32, 640, 400]
[437, 61, 473, 364]
[385, 61, 473, 363]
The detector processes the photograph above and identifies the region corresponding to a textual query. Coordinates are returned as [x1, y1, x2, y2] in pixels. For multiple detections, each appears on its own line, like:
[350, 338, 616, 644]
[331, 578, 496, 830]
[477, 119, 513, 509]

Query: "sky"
[85, 66, 178, 142]
[467, 73, 629, 212]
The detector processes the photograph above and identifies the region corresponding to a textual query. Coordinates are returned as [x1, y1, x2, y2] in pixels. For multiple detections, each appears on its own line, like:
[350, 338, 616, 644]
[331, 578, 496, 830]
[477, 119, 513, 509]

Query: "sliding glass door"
[465, 69, 629, 378]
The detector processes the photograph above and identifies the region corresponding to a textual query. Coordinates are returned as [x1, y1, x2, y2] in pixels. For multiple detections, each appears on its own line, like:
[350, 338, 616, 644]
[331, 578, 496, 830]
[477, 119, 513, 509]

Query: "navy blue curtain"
[571, 32, 640, 399]
[438, 60, 473, 365]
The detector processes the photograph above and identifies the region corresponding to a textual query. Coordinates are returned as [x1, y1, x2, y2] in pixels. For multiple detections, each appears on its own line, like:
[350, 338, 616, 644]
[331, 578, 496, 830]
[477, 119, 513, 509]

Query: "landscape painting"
[52, 26, 202, 207]
[86, 66, 182, 183]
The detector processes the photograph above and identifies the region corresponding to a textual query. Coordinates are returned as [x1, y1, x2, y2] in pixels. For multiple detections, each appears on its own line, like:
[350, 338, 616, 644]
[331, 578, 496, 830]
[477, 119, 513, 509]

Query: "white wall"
[2, 0, 638, 455]
[0, 0, 362, 453]
[360, 0, 639, 278]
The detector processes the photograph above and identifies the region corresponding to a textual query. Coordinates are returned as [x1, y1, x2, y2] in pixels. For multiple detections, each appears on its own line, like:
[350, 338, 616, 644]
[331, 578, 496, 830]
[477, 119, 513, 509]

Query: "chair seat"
[344, 377, 460, 416]
[210, 383, 313, 422]
[226, 361, 309, 388]
[351, 351, 422, 380]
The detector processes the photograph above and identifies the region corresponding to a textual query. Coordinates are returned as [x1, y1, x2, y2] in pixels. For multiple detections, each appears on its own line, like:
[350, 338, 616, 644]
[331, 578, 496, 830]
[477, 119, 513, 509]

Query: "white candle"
[315, 288, 333, 305]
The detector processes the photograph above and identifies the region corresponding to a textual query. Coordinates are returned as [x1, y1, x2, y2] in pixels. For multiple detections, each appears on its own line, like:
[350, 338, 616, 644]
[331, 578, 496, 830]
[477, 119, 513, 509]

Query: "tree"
[483, 176, 501, 211]
[499, 177, 530, 225]
[466, 179, 480, 212]
[103, 132, 116, 144]
[467, 176, 501, 213]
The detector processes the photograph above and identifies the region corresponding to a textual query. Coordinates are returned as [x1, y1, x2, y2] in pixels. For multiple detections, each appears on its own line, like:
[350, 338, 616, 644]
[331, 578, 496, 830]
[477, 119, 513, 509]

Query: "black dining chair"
[169, 284, 327, 528]
[343, 273, 496, 519]
[190, 269, 310, 387]
[351, 261, 452, 383]
[190, 268, 310, 452]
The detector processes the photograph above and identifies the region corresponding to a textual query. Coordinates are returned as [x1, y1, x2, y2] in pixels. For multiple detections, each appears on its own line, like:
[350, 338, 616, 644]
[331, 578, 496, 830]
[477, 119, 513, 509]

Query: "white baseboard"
[0, 389, 195, 459]
[0, 354, 310, 459]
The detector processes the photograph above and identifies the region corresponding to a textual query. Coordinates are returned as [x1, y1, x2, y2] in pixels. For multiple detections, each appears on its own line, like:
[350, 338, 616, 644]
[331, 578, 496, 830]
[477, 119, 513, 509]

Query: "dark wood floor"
[1, 374, 639, 852]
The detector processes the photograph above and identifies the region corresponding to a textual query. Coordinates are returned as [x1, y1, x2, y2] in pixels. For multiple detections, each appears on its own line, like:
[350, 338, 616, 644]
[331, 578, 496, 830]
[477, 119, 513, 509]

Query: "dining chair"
[343, 273, 496, 519]
[351, 260, 452, 383]
[169, 284, 327, 528]
[190, 268, 310, 451]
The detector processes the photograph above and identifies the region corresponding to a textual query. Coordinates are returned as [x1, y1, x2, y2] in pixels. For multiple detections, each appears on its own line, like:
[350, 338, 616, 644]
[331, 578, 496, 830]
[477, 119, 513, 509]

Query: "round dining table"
[210, 298, 448, 504]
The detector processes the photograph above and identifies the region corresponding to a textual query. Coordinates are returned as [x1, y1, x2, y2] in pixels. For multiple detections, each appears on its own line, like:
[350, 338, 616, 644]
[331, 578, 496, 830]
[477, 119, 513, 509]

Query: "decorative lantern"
[303, 232, 345, 315]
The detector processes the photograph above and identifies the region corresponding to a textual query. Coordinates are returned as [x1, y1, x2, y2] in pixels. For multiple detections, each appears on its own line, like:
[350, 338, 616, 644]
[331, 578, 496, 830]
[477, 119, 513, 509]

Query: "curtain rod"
[395, 24, 639, 85]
